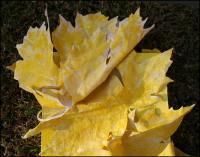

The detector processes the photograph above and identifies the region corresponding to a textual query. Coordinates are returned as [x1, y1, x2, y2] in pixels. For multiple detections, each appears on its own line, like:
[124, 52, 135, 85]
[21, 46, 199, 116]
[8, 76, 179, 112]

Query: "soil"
[1, 1, 199, 156]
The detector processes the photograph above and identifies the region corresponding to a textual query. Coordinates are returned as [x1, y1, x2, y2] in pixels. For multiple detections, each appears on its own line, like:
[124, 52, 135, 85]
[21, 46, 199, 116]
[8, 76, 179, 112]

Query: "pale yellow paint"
[8, 8, 194, 156]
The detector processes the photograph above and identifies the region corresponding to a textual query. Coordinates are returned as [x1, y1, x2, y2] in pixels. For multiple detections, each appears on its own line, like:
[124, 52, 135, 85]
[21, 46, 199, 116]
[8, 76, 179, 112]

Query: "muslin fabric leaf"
[11, 23, 68, 119]
[80, 48, 194, 156]
[7, 7, 194, 156]
[10, 8, 154, 122]
[81, 48, 173, 111]
[24, 103, 128, 156]
[14, 23, 58, 93]
[15, 7, 68, 120]
[52, 8, 154, 104]
[108, 105, 194, 156]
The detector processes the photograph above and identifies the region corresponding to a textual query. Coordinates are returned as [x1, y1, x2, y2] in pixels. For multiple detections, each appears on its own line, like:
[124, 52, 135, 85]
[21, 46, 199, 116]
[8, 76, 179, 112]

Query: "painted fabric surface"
[8, 8, 193, 156]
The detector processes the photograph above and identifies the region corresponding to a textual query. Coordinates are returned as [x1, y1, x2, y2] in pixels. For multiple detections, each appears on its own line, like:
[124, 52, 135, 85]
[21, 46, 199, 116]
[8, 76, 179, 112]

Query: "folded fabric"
[8, 8, 194, 156]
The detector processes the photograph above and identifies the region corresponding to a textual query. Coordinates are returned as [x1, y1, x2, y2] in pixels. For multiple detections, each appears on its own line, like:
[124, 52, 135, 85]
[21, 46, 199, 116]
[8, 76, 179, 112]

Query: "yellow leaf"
[9, 8, 154, 121]
[81, 48, 193, 156]
[82, 48, 173, 112]
[158, 140, 175, 156]
[12, 23, 70, 120]
[14, 23, 58, 93]
[8, 7, 194, 156]
[23, 103, 128, 156]
[108, 105, 194, 156]
[52, 8, 154, 104]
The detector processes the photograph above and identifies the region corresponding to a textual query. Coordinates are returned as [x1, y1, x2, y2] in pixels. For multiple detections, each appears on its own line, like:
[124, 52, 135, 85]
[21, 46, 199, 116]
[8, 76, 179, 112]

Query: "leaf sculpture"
[8, 8, 194, 156]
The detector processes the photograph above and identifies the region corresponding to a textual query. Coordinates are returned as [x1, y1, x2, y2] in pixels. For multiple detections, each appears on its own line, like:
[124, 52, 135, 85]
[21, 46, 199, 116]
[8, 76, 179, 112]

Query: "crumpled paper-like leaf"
[52, 8, 154, 104]
[81, 48, 173, 111]
[8, 8, 194, 156]
[10, 23, 68, 120]
[24, 103, 128, 156]
[80, 48, 194, 156]
[108, 104, 193, 156]
[22, 47, 193, 156]
[9, 8, 154, 122]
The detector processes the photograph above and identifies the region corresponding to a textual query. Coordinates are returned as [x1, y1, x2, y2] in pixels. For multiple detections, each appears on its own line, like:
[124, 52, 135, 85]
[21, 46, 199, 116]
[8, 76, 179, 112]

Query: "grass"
[1, 1, 199, 156]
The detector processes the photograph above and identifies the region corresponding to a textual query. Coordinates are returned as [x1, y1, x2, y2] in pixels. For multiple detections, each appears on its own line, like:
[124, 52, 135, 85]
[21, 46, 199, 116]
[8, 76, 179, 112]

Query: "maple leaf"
[7, 8, 194, 156]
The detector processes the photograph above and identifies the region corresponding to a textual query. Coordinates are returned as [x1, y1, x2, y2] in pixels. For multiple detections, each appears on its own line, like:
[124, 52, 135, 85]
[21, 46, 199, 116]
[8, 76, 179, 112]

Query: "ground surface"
[1, 1, 199, 156]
